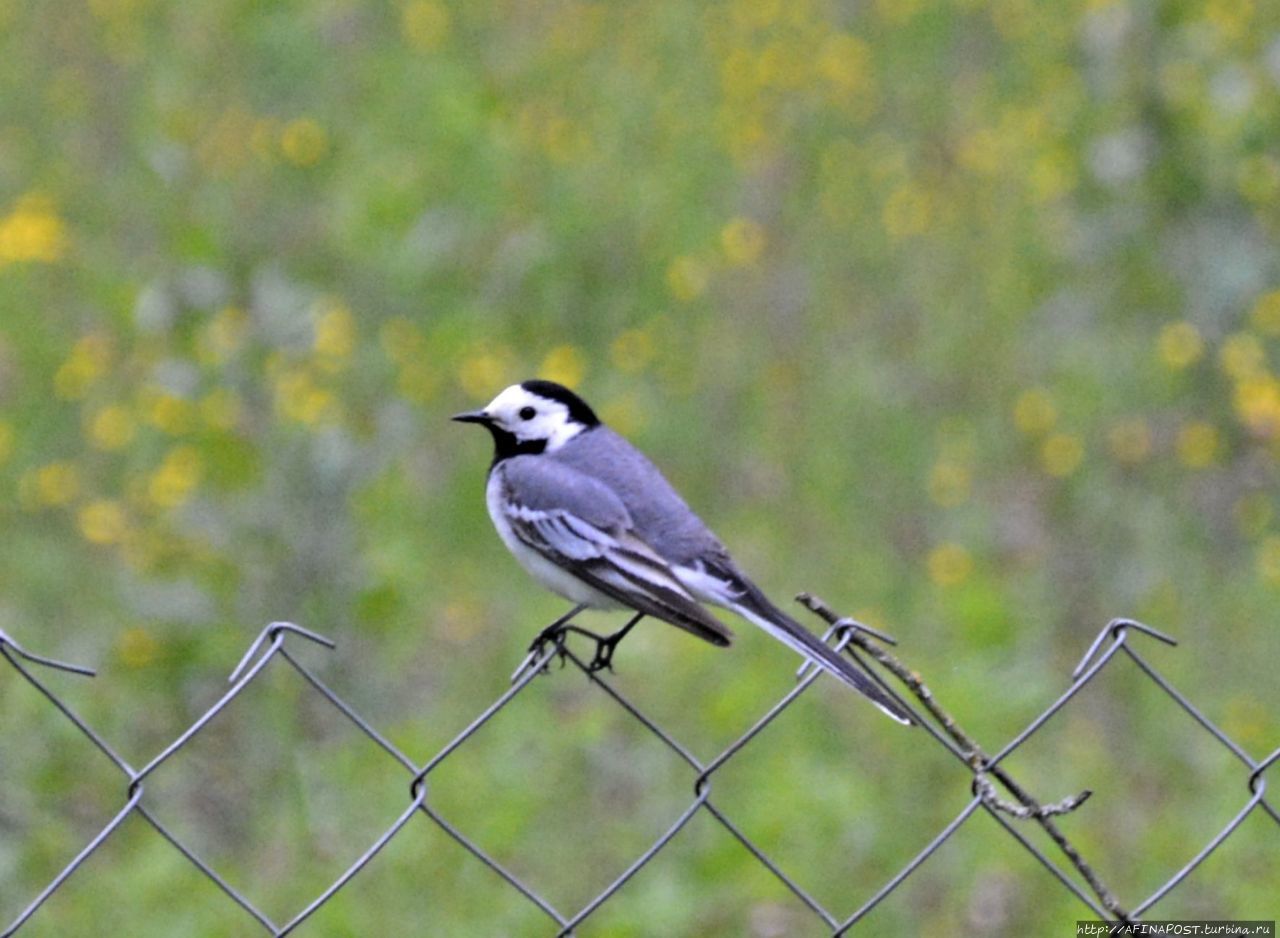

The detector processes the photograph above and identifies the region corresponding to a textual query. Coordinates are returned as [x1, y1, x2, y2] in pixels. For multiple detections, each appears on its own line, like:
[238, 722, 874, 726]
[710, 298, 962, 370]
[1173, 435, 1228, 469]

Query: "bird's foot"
[510, 606, 588, 683]
[512, 625, 572, 682]
[585, 631, 622, 673]
[510, 610, 644, 683]
[584, 613, 643, 674]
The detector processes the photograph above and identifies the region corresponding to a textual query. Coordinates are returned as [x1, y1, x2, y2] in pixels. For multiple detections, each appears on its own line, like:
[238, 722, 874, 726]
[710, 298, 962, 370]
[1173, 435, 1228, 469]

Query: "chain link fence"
[2, 598, 1276, 936]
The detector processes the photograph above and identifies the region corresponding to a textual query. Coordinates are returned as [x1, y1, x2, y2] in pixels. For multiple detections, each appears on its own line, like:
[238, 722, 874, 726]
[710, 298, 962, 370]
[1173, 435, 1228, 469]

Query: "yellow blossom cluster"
[659, 214, 771, 306]
[1011, 387, 1087, 478]
[989, 295, 1280, 587]
[188, 105, 329, 176]
[20, 286, 372, 570]
[1156, 302, 1280, 451]
[270, 298, 359, 425]
[8, 0, 1280, 633]
[0, 194, 69, 265]
[927, 542, 973, 588]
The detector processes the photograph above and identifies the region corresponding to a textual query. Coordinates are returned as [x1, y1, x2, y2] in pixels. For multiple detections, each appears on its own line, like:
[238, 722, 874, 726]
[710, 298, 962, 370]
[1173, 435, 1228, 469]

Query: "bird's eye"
[518, 406, 537, 421]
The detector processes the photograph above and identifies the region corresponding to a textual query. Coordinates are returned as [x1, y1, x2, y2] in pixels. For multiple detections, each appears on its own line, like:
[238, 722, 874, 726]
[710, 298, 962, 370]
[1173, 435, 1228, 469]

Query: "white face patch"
[483, 385, 586, 452]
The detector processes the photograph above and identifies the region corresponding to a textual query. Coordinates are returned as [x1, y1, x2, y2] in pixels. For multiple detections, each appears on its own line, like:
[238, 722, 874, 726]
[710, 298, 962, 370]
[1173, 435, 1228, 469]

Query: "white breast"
[485, 470, 622, 610]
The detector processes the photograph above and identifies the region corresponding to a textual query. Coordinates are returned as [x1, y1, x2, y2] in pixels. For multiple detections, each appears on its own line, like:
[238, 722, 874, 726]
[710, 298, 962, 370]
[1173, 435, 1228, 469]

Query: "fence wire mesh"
[2, 600, 1276, 936]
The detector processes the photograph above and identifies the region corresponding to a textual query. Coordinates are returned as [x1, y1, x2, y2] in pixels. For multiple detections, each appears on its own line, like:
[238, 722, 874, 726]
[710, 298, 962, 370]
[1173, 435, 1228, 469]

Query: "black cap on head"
[520, 379, 600, 427]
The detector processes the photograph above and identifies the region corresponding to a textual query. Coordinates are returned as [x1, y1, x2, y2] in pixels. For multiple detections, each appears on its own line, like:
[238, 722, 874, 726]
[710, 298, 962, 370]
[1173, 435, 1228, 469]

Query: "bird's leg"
[512, 604, 587, 682]
[585, 612, 644, 673]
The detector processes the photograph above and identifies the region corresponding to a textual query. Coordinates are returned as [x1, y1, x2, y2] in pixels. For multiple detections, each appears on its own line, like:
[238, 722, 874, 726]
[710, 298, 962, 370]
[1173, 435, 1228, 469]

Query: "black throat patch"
[487, 426, 548, 466]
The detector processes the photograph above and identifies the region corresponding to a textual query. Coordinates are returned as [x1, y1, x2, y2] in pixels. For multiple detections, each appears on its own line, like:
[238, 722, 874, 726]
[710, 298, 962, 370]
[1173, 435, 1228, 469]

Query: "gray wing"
[549, 428, 728, 567]
[496, 457, 733, 647]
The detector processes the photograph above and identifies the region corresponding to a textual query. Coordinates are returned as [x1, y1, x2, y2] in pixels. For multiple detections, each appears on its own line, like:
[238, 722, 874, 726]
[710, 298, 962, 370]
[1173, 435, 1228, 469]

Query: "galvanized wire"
[1, 609, 1276, 936]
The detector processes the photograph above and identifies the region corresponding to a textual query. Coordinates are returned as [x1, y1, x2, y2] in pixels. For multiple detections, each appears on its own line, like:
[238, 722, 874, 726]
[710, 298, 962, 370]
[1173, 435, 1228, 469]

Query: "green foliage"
[1, 0, 1277, 932]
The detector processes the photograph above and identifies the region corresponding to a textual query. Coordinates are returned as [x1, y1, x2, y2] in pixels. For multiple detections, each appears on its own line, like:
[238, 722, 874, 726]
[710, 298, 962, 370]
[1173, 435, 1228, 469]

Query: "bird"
[452, 379, 912, 725]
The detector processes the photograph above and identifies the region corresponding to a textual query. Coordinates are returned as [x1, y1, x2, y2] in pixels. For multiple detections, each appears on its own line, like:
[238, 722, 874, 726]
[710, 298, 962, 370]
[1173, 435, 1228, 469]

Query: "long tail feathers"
[729, 584, 914, 725]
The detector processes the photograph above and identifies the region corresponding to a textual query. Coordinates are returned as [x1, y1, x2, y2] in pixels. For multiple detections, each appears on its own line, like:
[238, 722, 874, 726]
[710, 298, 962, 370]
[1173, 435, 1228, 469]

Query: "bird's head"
[452, 379, 600, 461]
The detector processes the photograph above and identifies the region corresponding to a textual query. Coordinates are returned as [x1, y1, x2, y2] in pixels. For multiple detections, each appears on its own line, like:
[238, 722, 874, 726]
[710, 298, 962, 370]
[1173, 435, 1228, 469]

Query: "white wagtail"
[453, 379, 912, 724]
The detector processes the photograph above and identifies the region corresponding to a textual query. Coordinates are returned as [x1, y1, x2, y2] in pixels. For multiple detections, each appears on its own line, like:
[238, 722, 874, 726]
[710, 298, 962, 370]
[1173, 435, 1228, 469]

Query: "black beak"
[451, 409, 492, 425]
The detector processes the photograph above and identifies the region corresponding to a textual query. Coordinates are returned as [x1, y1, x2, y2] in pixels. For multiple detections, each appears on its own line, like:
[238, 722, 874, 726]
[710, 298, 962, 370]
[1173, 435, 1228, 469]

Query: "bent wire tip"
[795, 615, 899, 683]
[1070, 618, 1178, 680]
[227, 621, 336, 684]
[833, 617, 899, 646]
[0, 629, 96, 677]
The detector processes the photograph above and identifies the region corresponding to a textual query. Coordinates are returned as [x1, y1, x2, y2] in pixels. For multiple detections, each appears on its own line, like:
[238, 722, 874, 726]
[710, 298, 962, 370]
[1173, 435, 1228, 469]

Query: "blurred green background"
[2, 0, 1278, 934]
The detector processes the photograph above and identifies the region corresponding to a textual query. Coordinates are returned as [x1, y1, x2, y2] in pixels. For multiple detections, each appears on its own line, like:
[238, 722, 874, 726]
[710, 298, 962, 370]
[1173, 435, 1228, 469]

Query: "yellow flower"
[876, 0, 921, 25]
[1013, 388, 1056, 435]
[958, 128, 1003, 176]
[599, 394, 645, 437]
[401, 0, 451, 51]
[1237, 154, 1280, 205]
[1218, 332, 1265, 380]
[1176, 421, 1219, 469]
[274, 368, 335, 425]
[198, 306, 249, 363]
[1156, 321, 1203, 369]
[117, 627, 160, 670]
[1235, 376, 1280, 438]
[87, 404, 136, 451]
[457, 350, 515, 400]
[1222, 695, 1270, 749]
[34, 461, 80, 506]
[666, 255, 709, 302]
[756, 40, 807, 91]
[719, 49, 757, 100]
[733, 0, 780, 29]
[200, 387, 242, 430]
[1041, 433, 1084, 477]
[141, 389, 196, 435]
[78, 500, 128, 545]
[927, 543, 973, 587]
[1203, 0, 1254, 40]
[1256, 535, 1280, 584]
[720, 217, 766, 266]
[1029, 149, 1077, 202]
[54, 334, 112, 400]
[1250, 289, 1280, 335]
[610, 328, 655, 374]
[280, 118, 328, 167]
[0, 193, 69, 264]
[882, 184, 931, 240]
[314, 298, 356, 367]
[147, 446, 203, 508]
[197, 106, 255, 174]
[540, 345, 586, 389]
[817, 33, 871, 93]
[1107, 418, 1152, 465]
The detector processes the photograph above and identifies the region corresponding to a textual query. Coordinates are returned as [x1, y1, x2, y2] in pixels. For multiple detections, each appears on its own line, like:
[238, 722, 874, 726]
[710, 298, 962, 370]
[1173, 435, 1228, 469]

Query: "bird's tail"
[726, 578, 913, 725]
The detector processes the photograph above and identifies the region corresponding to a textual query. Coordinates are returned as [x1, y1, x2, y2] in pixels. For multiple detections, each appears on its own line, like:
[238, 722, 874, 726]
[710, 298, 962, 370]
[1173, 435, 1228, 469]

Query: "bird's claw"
[585, 634, 621, 673]
[510, 626, 572, 683]
[584, 612, 641, 674]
